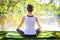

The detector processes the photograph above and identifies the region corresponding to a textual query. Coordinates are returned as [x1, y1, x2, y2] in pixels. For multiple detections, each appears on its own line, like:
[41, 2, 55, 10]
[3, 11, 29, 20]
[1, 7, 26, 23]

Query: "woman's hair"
[27, 4, 33, 12]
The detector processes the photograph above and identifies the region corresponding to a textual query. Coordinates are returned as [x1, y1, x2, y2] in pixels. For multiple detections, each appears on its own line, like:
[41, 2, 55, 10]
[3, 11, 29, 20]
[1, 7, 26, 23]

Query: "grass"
[0, 31, 60, 40]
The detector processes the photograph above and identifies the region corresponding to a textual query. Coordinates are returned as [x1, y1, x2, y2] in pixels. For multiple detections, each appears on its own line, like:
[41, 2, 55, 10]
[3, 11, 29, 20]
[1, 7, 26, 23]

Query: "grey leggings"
[17, 28, 40, 37]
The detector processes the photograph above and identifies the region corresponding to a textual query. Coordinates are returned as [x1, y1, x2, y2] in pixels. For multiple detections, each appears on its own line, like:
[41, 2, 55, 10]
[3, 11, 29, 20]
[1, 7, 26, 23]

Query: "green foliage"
[0, 0, 60, 24]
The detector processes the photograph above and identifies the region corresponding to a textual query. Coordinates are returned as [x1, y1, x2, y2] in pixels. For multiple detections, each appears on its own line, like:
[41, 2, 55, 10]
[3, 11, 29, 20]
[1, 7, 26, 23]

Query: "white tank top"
[24, 15, 36, 35]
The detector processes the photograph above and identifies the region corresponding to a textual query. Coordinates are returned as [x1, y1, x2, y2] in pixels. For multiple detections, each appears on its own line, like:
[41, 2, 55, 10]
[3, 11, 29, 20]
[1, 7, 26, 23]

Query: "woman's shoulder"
[22, 15, 27, 18]
[34, 15, 37, 18]
[22, 15, 27, 17]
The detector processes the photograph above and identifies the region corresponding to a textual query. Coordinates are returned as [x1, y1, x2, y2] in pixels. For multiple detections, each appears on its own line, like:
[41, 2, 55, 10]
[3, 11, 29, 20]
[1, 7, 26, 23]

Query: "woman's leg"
[16, 28, 25, 37]
[36, 28, 40, 35]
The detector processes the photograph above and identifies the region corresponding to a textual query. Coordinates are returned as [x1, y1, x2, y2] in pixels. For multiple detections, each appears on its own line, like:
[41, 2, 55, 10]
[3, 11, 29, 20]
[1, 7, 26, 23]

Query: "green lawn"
[0, 31, 60, 40]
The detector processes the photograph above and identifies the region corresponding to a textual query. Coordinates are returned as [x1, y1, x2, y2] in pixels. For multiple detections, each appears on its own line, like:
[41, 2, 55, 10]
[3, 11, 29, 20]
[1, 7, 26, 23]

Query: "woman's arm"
[17, 16, 25, 28]
[36, 17, 41, 29]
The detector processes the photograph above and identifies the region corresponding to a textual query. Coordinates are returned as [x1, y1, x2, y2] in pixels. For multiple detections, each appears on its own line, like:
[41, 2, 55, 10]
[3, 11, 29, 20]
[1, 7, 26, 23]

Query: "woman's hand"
[38, 27, 41, 29]
[17, 27, 20, 29]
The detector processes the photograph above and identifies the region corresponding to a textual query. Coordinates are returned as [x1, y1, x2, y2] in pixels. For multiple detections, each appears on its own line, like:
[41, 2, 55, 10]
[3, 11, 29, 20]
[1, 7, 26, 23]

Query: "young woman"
[17, 4, 41, 37]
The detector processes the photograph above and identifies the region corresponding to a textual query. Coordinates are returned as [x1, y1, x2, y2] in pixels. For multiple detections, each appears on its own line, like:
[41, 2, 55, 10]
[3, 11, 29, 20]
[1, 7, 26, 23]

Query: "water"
[0, 25, 2, 31]
[0, 16, 60, 31]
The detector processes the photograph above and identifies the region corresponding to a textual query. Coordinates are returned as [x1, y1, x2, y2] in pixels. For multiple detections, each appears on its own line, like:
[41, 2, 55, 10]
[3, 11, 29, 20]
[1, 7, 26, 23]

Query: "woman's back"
[24, 15, 36, 35]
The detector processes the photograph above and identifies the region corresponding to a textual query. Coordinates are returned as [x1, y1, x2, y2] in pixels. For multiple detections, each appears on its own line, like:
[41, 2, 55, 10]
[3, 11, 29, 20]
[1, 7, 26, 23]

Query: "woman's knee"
[16, 28, 20, 32]
[36, 28, 40, 34]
